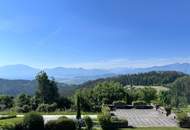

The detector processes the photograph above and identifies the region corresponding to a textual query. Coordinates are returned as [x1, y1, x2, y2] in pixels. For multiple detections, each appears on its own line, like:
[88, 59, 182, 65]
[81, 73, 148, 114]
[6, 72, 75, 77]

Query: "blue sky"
[0, 0, 190, 69]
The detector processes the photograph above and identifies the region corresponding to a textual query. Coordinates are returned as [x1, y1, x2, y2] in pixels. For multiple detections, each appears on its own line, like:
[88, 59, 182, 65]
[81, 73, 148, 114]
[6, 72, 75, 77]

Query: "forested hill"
[0, 79, 77, 96]
[80, 71, 187, 88]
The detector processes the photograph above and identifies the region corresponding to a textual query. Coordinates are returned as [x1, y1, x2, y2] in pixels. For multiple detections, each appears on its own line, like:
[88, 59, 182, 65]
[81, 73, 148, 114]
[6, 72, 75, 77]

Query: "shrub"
[14, 121, 24, 130]
[165, 106, 172, 116]
[113, 100, 126, 109]
[84, 116, 93, 130]
[45, 118, 76, 130]
[37, 103, 57, 112]
[111, 118, 128, 128]
[45, 120, 57, 130]
[58, 116, 68, 120]
[177, 112, 190, 128]
[98, 114, 113, 130]
[22, 105, 31, 113]
[23, 112, 44, 130]
[101, 105, 111, 115]
[132, 100, 146, 106]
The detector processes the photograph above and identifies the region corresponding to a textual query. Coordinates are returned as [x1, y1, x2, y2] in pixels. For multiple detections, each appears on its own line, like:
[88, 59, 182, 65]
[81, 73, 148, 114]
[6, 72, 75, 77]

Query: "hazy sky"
[0, 0, 190, 69]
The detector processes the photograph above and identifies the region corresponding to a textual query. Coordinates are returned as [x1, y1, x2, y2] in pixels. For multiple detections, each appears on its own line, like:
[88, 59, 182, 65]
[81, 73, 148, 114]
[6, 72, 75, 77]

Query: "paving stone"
[112, 109, 177, 127]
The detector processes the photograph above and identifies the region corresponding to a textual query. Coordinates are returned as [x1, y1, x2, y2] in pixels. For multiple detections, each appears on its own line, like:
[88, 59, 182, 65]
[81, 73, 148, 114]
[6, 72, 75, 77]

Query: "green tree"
[140, 87, 157, 104]
[36, 71, 59, 104]
[76, 95, 81, 120]
[93, 81, 125, 104]
[15, 93, 31, 107]
[0, 95, 13, 109]
[159, 91, 171, 106]
[170, 76, 190, 108]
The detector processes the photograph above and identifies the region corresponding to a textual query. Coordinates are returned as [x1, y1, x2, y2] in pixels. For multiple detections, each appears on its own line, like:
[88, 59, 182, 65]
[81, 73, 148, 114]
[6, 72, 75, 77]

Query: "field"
[126, 85, 169, 93]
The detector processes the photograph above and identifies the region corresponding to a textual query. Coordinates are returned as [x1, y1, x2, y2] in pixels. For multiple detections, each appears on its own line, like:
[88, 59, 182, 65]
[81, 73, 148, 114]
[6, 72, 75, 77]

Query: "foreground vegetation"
[0, 71, 190, 129]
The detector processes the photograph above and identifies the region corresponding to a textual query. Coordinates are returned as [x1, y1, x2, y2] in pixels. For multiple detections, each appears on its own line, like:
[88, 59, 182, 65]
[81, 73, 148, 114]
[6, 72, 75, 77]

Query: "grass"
[0, 117, 23, 124]
[125, 85, 169, 93]
[0, 117, 23, 129]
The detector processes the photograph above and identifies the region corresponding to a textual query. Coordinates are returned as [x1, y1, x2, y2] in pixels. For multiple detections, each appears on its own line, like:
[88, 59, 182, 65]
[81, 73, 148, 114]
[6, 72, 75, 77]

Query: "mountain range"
[0, 63, 189, 84]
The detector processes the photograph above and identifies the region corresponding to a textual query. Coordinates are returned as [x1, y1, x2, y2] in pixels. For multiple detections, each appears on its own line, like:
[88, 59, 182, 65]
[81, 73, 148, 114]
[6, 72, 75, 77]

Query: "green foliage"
[23, 112, 44, 130]
[98, 114, 112, 130]
[76, 95, 81, 120]
[111, 117, 128, 128]
[101, 105, 111, 115]
[159, 91, 171, 106]
[170, 76, 190, 108]
[15, 94, 31, 113]
[165, 106, 172, 116]
[15, 94, 31, 108]
[0, 95, 14, 109]
[177, 112, 190, 128]
[132, 100, 147, 106]
[36, 71, 59, 104]
[81, 71, 185, 88]
[57, 96, 72, 110]
[93, 81, 125, 104]
[0, 118, 23, 130]
[36, 103, 57, 112]
[140, 87, 157, 103]
[83, 116, 93, 130]
[45, 117, 76, 130]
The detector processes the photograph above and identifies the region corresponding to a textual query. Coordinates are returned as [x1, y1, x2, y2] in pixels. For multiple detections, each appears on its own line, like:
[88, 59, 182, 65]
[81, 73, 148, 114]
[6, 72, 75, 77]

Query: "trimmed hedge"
[177, 112, 190, 128]
[0, 118, 23, 130]
[23, 112, 44, 130]
[98, 114, 128, 130]
[84, 116, 93, 130]
[45, 117, 76, 130]
[132, 101, 153, 109]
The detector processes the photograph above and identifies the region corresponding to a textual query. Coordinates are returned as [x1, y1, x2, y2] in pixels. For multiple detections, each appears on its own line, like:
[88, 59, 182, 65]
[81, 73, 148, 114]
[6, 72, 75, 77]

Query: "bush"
[165, 106, 172, 116]
[110, 116, 128, 128]
[45, 118, 76, 130]
[101, 105, 111, 115]
[37, 103, 57, 112]
[14, 121, 24, 130]
[84, 116, 93, 130]
[22, 105, 32, 113]
[98, 114, 113, 130]
[177, 112, 190, 128]
[15, 105, 31, 113]
[113, 100, 126, 109]
[45, 120, 57, 130]
[132, 100, 146, 106]
[58, 116, 68, 120]
[23, 112, 44, 130]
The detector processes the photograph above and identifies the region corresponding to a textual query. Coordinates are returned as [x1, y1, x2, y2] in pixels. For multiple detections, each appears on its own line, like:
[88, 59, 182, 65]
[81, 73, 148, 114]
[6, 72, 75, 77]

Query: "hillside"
[0, 63, 189, 84]
[0, 79, 77, 96]
[80, 71, 187, 89]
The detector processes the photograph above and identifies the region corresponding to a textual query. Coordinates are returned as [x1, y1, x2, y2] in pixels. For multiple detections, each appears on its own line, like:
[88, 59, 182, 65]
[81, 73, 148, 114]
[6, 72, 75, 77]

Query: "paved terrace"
[112, 109, 177, 127]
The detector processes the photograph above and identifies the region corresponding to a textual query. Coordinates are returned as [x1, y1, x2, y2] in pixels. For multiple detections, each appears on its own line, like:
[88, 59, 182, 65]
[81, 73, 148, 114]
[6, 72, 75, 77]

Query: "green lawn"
[125, 85, 169, 93]
[0, 117, 23, 128]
